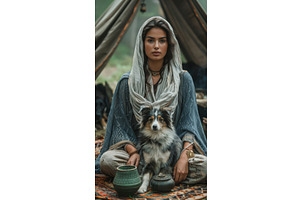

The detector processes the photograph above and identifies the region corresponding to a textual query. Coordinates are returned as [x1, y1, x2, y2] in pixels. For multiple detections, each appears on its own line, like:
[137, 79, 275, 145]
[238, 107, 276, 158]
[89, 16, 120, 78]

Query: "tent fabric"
[95, 0, 140, 79]
[95, 0, 207, 78]
[159, 0, 207, 67]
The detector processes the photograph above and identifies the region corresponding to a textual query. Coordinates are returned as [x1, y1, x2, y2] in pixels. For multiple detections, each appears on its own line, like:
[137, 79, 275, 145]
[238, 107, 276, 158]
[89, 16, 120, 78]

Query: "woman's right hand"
[127, 153, 140, 167]
[126, 144, 140, 167]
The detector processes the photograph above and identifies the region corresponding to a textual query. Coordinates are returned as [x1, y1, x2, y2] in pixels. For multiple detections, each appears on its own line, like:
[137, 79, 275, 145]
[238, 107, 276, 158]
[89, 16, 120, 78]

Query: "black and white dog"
[137, 107, 182, 193]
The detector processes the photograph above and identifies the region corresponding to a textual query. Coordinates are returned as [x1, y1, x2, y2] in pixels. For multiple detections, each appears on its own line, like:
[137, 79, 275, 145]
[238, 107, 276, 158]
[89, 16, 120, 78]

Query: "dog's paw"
[137, 186, 147, 194]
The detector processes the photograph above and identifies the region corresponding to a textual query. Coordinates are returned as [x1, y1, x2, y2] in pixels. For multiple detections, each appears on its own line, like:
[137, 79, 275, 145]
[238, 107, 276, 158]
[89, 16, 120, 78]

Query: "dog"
[137, 107, 182, 193]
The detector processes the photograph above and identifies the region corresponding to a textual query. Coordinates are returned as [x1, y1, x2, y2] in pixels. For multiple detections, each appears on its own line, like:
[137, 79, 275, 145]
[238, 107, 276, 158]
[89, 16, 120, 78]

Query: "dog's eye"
[159, 117, 164, 122]
[148, 117, 154, 122]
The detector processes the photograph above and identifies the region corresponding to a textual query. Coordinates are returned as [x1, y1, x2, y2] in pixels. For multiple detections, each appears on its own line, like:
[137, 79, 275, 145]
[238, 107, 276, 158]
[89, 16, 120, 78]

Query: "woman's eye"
[147, 39, 154, 43]
[160, 40, 166, 43]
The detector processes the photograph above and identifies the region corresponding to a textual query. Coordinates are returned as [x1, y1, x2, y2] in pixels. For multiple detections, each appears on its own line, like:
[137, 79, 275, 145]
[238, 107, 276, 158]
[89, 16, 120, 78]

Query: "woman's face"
[144, 27, 168, 63]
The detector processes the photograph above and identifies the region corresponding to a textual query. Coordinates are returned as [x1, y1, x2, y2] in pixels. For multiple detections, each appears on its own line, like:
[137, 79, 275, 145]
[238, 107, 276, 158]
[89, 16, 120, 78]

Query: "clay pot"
[113, 165, 141, 197]
[151, 173, 175, 192]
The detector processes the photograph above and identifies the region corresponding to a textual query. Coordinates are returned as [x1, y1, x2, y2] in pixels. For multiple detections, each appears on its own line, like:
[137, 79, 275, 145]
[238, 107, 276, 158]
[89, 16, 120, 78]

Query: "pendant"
[151, 71, 160, 76]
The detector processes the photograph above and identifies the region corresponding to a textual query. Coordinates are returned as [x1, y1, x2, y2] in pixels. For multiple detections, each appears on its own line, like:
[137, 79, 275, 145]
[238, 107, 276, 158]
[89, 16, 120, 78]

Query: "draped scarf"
[129, 16, 183, 124]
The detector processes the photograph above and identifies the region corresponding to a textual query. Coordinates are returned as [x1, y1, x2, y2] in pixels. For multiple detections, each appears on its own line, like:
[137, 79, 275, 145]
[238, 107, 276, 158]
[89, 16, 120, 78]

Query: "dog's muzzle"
[152, 124, 158, 131]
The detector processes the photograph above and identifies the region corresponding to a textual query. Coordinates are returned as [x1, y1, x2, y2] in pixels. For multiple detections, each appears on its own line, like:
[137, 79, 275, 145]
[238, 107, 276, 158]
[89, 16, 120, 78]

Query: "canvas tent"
[95, 0, 207, 79]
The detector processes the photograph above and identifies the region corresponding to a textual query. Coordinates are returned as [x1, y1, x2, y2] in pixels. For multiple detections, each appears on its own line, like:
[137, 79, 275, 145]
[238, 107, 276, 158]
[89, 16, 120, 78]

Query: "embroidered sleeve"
[96, 75, 138, 173]
[174, 72, 207, 156]
[182, 132, 195, 143]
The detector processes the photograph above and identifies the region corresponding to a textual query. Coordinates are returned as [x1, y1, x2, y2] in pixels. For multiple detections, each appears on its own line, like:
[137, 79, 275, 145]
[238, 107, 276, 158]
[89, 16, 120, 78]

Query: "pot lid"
[152, 173, 173, 181]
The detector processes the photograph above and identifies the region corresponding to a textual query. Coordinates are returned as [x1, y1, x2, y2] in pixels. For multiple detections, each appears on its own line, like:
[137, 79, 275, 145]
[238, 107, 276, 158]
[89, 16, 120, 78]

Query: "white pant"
[100, 149, 129, 176]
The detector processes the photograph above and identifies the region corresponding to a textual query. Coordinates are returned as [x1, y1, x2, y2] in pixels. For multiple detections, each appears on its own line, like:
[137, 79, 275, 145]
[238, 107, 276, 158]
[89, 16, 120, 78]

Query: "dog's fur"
[95, 82, 113, 130]
[137, 107, 182, 193]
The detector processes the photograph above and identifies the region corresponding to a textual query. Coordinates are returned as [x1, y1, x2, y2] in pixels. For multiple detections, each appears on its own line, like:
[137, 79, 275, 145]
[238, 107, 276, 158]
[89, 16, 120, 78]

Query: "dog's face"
[140, 107, 172, 131]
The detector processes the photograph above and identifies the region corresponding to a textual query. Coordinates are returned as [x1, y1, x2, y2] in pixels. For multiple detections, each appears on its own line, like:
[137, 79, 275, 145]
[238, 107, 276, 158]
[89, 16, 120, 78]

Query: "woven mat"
[95, 139, 207, 199]
[95, 174, 207, 199]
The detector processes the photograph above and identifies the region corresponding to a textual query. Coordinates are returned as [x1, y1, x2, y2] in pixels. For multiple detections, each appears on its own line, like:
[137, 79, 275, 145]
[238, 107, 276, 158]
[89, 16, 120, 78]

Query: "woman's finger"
[135, 157, 140, 167]
[180, 174, 187, 182]
[175, 169, 181, 183]
[127, 156, 135, 166]
[127, 160, 133, 166]
[173, 166, 177, 179]
[176, 173, 182, 183]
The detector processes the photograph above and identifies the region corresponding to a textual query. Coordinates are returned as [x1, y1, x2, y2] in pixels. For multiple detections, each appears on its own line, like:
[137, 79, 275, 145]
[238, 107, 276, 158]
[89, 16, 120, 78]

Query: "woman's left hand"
[173, 152, 189, 184]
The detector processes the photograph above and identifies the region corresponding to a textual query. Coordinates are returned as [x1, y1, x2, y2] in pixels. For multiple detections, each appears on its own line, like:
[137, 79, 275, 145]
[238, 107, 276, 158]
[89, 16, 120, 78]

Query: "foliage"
[95, 43, 132, 88]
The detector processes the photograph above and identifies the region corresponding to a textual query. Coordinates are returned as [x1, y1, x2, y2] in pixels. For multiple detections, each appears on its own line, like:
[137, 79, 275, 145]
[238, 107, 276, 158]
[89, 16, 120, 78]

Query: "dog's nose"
[152, 125, 157, 130]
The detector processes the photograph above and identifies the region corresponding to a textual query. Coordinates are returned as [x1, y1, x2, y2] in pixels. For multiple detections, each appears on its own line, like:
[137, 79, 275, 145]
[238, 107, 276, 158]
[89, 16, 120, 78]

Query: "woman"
[95, 16, 207, 185]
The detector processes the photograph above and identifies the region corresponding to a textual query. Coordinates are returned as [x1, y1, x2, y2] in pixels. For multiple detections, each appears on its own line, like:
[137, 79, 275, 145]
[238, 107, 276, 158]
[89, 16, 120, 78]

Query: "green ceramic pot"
[151, 173, 175, 192]
[113, 165, 141, 197]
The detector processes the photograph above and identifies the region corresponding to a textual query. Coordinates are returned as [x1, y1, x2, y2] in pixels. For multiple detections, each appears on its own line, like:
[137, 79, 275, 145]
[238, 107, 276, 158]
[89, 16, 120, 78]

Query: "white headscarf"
[128, 16, 183, 124]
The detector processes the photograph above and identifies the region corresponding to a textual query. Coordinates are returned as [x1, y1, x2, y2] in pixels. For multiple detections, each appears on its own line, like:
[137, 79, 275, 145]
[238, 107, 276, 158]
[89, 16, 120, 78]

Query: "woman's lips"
[152, 52, 161, 56]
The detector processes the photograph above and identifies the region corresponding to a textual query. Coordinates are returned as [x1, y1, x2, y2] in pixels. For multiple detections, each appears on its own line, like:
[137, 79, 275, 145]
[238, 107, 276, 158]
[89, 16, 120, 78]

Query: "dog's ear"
[161, 109, 170, 119]
[139, 106, 151, 129]
[160, 107, 171, 116]
[140, 107, 150, 117]
[160, 107, 173, 128]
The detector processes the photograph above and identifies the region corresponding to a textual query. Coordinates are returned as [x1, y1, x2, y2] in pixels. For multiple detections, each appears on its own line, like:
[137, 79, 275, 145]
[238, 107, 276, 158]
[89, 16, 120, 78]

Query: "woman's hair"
[142, 18, 175, 89]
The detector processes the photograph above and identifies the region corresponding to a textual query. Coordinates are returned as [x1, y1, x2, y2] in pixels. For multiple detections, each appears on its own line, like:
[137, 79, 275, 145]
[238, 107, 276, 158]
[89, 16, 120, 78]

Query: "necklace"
[149, 69, 160, 76]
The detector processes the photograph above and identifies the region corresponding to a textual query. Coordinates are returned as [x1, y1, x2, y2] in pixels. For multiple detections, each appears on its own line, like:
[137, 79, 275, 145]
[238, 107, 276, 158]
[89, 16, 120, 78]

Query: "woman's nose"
[154, 41, 159, 49]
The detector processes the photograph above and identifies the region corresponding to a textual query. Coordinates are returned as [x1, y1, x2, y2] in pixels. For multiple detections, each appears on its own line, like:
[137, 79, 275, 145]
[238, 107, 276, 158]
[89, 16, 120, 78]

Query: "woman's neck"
[148, 60, 163, 72]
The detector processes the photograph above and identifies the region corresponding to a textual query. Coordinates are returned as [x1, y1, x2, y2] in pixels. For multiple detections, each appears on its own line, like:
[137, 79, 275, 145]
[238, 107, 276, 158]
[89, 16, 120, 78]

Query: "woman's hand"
[173, 151, 189, 184]
[127, 153, 140, 167]
[125, 144, 140, 167]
